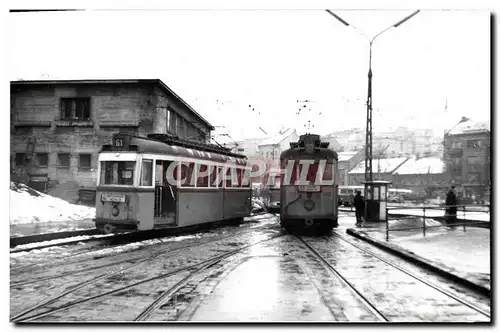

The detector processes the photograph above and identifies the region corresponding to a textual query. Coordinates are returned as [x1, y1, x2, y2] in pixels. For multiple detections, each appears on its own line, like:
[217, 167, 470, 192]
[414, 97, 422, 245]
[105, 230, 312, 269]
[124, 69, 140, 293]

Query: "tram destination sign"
[101, 193, 126, 203]
[298, 185, 321, 192]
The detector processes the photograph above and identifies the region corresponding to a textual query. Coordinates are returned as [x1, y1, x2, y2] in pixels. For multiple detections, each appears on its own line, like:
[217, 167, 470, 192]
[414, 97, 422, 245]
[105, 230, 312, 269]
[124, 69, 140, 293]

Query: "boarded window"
[36, 153, 49, 167]
[60, 98, 90, 120]
[57, 153, 70, 168]
[15, 153, 25, 166]
[79, 154, 92, 169]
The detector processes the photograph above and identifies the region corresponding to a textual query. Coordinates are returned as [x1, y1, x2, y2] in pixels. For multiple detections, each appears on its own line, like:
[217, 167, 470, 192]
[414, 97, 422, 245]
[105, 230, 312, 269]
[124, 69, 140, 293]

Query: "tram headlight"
[111, 205, 120, 216]
[303, 199, 315, 211]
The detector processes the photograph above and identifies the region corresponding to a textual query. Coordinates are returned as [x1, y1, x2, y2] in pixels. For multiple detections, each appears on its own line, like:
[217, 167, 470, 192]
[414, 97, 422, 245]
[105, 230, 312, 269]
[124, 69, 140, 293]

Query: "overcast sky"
[7, 9, 490, 143]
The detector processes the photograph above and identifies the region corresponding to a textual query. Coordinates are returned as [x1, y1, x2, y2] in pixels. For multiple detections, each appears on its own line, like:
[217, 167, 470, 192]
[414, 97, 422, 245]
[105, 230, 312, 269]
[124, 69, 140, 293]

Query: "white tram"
[94, 134, 252, 233]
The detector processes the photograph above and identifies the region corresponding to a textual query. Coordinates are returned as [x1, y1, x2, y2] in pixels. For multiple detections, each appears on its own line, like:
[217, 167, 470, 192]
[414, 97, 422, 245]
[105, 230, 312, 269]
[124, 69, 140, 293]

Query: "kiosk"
[363, 180, 391, 222]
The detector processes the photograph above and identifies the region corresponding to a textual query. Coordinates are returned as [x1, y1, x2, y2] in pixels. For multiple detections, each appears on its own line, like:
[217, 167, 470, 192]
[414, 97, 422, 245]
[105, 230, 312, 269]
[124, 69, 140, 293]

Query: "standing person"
[354, 191, 365, 225]
[445, 186, 458, 224]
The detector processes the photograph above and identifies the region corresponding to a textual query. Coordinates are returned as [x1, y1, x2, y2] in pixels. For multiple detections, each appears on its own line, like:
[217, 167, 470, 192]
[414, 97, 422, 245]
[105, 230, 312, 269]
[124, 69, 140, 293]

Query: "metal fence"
[384, 204, 490, 241]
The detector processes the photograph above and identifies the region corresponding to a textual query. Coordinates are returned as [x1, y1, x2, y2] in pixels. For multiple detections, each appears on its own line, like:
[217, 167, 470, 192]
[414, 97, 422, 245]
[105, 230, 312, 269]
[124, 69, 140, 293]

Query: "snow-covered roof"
[448, 119, 490, 135]
[393, 157, 445, 175]
[258, 129, 294, 146]
[338, 151, 359, 162]
[348, 157, 408, 174]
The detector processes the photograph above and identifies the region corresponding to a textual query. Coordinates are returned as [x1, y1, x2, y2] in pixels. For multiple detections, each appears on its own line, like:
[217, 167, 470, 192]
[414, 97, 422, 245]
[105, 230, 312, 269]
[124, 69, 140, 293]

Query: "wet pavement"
[10, 212, 491, 323]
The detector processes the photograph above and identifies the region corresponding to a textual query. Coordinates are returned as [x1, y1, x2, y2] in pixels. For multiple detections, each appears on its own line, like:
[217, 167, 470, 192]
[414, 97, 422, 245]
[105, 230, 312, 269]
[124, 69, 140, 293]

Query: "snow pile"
[10, 182, 96, 225]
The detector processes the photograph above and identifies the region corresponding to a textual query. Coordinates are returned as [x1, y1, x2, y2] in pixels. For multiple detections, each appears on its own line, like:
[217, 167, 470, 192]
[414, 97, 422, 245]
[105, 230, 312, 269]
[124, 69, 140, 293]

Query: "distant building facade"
[231, 138, 264, 157]
[319, 134, 343, 152]
[337, 150, 365, 186]
[443, 119, 490, 201]
[257, 129, 299, 161]
[10, 79, 214, 202]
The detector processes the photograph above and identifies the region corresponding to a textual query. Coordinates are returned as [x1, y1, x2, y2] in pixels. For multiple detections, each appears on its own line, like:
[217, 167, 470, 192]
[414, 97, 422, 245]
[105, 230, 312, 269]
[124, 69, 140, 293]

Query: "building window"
[36, 153, 49, 167]
[467, 140, 479, 149]
[467, 156, 481, 165]
[60, 98, 90, 120]
[79, 154, 92, 169]
[57, 153, 71, 168]
[237, 148, 245, 152]
[15, 153, 25, 166]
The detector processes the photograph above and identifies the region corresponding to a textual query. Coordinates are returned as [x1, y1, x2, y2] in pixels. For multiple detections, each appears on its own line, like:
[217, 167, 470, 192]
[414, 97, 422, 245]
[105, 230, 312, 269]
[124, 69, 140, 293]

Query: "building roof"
[337, 151, 359, 162]
[11, 79, 214, 130]
[258, 129, 294, 146]
[348, 157, 408, 174]
[393, 157, 445, 175]
[448, 119, 490, 136]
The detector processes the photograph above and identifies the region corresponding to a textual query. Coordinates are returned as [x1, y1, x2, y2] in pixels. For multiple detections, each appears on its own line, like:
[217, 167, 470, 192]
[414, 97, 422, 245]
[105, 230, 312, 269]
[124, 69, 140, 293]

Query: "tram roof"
[101, 134, 248, 165]
[280, 147, 338, 160]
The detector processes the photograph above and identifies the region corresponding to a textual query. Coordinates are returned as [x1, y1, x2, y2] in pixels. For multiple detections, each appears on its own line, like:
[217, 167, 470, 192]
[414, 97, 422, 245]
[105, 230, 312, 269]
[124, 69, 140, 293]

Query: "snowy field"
[9, 182, 96, 225]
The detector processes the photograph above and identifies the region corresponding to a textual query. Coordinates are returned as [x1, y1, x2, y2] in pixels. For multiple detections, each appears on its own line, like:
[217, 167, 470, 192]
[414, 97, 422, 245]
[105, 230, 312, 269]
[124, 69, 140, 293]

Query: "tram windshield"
[100, 161, 136, 185]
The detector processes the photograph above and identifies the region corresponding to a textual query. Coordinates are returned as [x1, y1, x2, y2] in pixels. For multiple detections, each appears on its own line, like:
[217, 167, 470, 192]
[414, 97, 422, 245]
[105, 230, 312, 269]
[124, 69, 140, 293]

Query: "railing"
[384, 204, 490, 241]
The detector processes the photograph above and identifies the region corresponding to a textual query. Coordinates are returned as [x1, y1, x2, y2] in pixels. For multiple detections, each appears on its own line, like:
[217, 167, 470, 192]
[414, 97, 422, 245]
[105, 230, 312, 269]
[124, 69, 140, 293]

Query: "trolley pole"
[325, 9, 420, 223]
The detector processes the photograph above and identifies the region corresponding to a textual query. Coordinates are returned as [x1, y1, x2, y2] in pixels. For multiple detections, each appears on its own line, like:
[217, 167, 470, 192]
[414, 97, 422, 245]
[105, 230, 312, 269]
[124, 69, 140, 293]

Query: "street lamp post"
[326, 9, 420, 222]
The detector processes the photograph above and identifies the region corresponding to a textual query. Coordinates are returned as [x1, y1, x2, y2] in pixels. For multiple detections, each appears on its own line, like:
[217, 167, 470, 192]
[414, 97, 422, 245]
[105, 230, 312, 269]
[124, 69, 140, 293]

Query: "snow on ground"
[10, 234, 112, 253]
[10, 182, 96, 225]
[360, 217, 490, 287]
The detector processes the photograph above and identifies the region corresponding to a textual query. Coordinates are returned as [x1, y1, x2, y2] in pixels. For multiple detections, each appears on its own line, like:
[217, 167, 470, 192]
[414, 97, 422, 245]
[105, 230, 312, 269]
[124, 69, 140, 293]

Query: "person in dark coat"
[353, 191, 365, 225]
[445, 186, 458, 224]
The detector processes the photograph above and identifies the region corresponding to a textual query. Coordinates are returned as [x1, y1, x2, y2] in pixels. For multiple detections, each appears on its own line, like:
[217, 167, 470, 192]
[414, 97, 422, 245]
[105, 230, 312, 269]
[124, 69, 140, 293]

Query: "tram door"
[154, 160, 177, 224]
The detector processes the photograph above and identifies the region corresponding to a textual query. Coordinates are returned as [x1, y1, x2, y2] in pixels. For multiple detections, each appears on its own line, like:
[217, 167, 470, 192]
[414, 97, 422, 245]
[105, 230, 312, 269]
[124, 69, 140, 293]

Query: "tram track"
[297, 233, 490, 322]
[294, 235, 388, 322]
[11, 219, 281, 287]
[10, 212, 275, 254]
[11, 229, 286, 322]
[331, 233, 491, 318]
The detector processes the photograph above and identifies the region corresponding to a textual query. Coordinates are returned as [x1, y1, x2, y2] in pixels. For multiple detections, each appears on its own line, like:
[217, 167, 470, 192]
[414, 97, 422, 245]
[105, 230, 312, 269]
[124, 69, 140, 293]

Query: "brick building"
[10, 79, 214, 202]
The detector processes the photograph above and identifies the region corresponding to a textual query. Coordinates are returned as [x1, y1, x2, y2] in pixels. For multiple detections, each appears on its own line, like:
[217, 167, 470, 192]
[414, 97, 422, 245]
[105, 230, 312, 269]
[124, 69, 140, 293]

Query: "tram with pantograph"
[94, 133, 252, 234]
[279, 134, 339, 233]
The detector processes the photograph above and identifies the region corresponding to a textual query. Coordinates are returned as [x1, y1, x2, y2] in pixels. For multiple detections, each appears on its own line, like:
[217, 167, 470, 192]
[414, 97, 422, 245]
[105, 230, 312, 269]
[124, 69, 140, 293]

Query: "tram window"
[179, 163, 195, 187]
[197, 164, 209, 187]
[100, 161, 135, 185]
[290, 163, 300, 184]
[322, 163, 333, 180]
[306, 163, 319, 183]
[225, 167, 232, 187]
[236, 168, 244, 187]
[140, 159, 153, 186]
[210, 165, 219, 187]
[242, 169, 250, 188]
